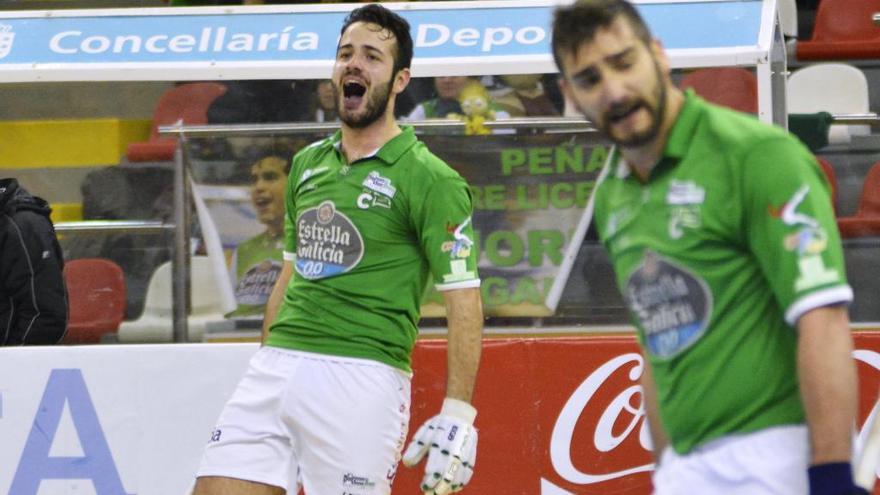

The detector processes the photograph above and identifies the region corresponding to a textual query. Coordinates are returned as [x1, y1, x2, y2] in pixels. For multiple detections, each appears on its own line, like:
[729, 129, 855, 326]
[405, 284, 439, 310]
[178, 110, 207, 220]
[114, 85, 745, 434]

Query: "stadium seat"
[679, 68, 757, 114]
[837, 160, 880, 238]
[796, 0, 880, 60]
[117, 256, 226, 343]
[63, 258, 127, 344]
[787, 63, 871, 144]
[815, 156, 838, 214]
[125, 82, 227, 162]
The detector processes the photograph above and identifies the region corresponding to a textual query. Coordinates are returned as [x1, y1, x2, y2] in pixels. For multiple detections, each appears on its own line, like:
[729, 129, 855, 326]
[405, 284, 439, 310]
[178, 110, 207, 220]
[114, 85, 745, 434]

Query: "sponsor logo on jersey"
[667, 206, 701, 240]
[296, 201, 364, 279]
[234, 259, 282, 305]
[299, 166, 329, 186]
[666, 180, 704, 239]
[356, 192, 392, 210]
[362, 171, 396, 198]
[625, 251, 713, 359]
[794, 255, 840, 292]
[342, 472, 376, 489]
[441, 217, 474, 259]
[666, 180, 705, 205]
[768, 184, 819, 228]
[357, 171, 396, 210]
[784, 227, 828, 255]
[769, 185, 839, 290]
[443, 259, 476, 283]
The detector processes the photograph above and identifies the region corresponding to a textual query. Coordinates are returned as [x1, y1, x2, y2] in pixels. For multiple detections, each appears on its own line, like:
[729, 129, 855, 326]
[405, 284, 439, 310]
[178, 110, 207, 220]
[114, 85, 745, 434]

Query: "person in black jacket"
[0, 179, 68, 345]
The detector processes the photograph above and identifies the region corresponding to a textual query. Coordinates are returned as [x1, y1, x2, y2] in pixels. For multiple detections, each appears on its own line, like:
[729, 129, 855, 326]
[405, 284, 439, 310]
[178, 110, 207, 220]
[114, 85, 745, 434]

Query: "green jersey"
[266, 126, 480, 371]
[595, 91, 852, 454]
[228, 231, 284, 318]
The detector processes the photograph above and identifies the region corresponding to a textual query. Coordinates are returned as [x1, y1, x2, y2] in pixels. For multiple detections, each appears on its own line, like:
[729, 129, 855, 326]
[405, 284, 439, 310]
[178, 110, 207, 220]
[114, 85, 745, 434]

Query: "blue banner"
[0, 1, 763, 65]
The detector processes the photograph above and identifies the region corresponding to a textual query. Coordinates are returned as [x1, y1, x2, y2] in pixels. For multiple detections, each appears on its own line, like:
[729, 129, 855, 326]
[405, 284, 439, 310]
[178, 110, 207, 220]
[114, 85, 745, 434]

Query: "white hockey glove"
[402, 398, 479, 494]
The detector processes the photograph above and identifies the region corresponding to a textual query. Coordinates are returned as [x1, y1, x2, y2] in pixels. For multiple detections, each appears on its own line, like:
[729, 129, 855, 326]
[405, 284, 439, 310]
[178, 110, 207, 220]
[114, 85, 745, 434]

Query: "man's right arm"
[262, 260, 292, 344]
[641, 360, 669, 460]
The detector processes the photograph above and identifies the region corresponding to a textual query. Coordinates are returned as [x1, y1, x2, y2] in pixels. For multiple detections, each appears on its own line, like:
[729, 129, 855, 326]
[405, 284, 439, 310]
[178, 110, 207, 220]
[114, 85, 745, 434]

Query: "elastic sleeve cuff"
[441, 397, 477, 424]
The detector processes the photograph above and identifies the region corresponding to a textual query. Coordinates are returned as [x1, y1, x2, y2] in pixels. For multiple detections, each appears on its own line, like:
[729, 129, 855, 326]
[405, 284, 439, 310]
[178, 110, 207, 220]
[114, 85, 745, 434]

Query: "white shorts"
[196, 346, 411, 494]
[652, 425, 809, 495]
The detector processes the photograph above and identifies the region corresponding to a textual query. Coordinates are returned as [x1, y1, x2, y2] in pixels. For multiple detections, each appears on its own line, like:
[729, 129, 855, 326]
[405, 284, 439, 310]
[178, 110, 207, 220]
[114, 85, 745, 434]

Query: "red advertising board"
[393, 332, 880, 494]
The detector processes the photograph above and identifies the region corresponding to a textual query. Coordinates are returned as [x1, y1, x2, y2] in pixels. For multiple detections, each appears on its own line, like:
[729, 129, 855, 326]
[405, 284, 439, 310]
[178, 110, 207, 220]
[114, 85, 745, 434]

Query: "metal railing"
[157, 117, 599, 137]
[53, 113, 880, 342]
[54, 220, 172, 234]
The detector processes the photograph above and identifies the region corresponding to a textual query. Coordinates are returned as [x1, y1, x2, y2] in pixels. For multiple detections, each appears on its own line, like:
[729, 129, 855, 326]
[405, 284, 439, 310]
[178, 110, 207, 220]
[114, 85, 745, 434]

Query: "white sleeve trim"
[435, 279, 481, 291]
[785, 285, 853, 326]
[283, 251, 296, 262]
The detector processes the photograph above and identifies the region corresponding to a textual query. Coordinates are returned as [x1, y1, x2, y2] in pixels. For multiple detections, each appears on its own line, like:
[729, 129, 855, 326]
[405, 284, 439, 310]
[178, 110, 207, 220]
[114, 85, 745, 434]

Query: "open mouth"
[607, 101, 643, 125]
[254, 197, 272, 208]
[342, 81, 367, 109]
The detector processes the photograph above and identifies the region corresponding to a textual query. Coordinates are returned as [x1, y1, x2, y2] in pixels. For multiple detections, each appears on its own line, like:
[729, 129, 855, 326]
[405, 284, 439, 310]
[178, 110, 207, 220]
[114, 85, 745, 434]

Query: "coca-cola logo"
[542, 353, 653, 493]
[540, 349, 880, 494]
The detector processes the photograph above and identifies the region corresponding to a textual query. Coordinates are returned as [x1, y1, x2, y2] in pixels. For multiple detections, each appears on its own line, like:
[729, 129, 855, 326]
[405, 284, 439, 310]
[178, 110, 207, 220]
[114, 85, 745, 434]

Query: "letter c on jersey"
[10, 369, 132, 495]
[357, 193, 372, 209]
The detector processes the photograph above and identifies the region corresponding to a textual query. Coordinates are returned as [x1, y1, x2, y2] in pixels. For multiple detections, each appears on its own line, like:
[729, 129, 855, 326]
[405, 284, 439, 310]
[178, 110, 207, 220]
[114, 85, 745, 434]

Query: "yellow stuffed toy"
[454, 80, 496, 135]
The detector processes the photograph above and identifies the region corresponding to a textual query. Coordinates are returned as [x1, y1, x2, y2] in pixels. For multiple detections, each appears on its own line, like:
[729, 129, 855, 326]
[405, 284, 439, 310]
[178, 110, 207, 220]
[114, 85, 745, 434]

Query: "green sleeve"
[412, 176, 480, 290]
[741, 137, 850, 325]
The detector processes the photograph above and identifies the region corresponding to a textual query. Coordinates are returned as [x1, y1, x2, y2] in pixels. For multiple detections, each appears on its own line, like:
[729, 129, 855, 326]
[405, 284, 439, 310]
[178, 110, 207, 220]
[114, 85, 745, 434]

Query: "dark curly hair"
[552, 0, 652, 73]
[340, 4, 413, 77]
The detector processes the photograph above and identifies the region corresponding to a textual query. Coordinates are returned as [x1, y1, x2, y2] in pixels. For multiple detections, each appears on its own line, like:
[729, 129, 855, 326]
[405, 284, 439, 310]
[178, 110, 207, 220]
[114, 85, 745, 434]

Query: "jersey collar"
[330, 126, 418, 166]
[663, 89, 702, 161]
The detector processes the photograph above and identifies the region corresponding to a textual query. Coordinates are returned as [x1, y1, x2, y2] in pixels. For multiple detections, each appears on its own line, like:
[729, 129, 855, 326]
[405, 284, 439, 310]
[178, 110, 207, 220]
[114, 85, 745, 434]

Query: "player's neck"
[340, 108, 400, 163]
[621, 87, 685, 182]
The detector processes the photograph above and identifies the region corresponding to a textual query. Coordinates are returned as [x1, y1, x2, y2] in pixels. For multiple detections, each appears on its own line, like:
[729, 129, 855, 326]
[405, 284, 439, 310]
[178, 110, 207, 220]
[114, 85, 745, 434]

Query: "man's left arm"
[798, 305, 864, 493]
[403, 286, 483, 495]
[442, 287, 483, 402]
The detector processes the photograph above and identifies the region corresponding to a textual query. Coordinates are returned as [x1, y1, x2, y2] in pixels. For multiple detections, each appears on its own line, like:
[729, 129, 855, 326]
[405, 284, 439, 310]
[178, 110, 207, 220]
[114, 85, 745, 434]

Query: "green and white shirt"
[266, 126, 480, 371]
[595, 91, 852, 454]
[228, 231, 284, 318]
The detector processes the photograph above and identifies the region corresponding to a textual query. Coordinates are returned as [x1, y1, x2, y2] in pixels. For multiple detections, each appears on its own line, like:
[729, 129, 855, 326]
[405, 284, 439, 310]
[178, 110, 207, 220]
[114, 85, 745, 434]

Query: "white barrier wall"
[3, 337, 880, 495]
[0, 344, 258, 495]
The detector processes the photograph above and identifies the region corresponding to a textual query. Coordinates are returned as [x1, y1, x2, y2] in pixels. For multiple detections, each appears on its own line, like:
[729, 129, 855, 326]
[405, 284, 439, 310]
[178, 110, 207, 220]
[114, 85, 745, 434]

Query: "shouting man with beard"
[552, 1, 863, 494]
[194, 4, 484, 495]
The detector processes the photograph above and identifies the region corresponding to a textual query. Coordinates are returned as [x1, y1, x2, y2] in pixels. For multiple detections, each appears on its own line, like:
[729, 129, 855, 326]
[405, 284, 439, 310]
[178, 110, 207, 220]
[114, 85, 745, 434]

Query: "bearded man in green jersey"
[553, 1, 863, 494]
[194, 4, 483, 495]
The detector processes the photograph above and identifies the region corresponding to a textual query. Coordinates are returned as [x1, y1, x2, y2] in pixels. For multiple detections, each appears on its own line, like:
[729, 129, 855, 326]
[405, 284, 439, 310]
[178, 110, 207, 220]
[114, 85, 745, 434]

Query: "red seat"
[815, 157, 838, 213]
[837, 160, 880, 238]
[125, 82, 227, 162]
[63, 258, 127, 344]
[796, 0, 880, 60]
[679, 68, 757, 114]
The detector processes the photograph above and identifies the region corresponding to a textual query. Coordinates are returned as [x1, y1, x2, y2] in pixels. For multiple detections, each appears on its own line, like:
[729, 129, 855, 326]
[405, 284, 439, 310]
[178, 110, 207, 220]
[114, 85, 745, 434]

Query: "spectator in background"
[406, 76, 510, 121]
[0, 178, 67, 345]
[309, 79, 339, 122]
[406, 76, 468, 120]
[207, 80, 315, 124]
[492, 73, 561, 117]
[226, 155, 289, 318]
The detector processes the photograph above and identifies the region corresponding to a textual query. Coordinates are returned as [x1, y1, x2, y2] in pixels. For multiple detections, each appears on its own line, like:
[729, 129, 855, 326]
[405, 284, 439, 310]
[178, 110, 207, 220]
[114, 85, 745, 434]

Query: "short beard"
[600, 58, 668, 148]
[338, 80, 393, 129]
